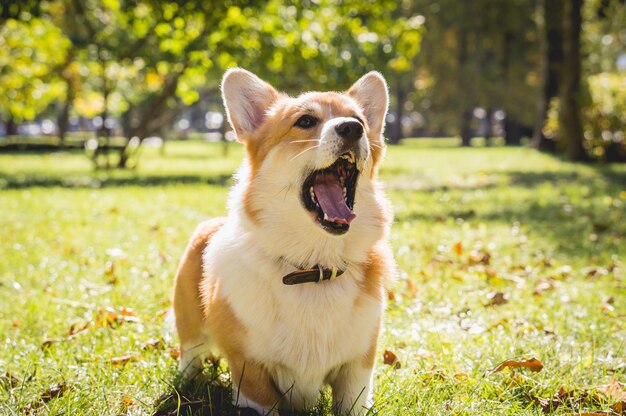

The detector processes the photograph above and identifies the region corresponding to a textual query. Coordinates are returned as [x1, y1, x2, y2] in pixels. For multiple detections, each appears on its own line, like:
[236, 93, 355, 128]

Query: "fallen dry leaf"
[612, 401, 626, 414]
[142, 338, 165, 351]
[485, 291, 509, 307]
[66, 322, 90, 337]
[383, 350, 401, 369]
[40, 382, 67, 402]
[537, 386, 573, 413]
[108, 354, 137, 367]
[453, 241, 463, 256]
[576, 413, 619, 416]
[468, 249, 491, 265]
[534, 279, 557, 296]
[485, 357, 544, 375]
[599, 378, 626, 402]
[41, 338, 58, 350]
[406, 279, 419, 296]
[601, 296, 616, 313]
[168, 347, 180, 360]
[1, 372, 20, 389]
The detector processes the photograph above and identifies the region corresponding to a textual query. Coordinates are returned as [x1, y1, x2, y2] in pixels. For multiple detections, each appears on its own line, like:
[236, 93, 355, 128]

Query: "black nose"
[335, 121, 363, 144]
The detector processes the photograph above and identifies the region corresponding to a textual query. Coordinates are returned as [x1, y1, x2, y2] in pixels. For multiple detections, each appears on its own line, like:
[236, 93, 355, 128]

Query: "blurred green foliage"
[545, 73, 626, 161]
[0, 0, 623, 161]
[0, 0, 423, 123]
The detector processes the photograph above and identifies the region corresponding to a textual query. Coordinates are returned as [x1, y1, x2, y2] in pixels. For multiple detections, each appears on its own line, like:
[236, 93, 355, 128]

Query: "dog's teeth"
[310, 187, 315, 201]
[323, 213, 329, 221]
[342, 187, 347, 197]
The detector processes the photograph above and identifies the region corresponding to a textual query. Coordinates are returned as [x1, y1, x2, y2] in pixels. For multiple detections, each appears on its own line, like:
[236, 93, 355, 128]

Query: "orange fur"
[173, 218, 226, 349]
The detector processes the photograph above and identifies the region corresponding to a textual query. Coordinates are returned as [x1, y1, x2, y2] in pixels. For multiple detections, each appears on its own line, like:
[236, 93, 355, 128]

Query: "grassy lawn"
[1, 140, 625, 415]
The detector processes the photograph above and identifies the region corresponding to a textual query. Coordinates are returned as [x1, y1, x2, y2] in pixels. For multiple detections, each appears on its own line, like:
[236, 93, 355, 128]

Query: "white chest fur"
[202, 220, 383, 403]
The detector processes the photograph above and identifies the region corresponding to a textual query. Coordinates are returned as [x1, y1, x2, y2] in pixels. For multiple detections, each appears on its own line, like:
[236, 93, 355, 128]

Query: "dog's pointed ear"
[347, 72, 389, 136]
[221, 68, 279, 139]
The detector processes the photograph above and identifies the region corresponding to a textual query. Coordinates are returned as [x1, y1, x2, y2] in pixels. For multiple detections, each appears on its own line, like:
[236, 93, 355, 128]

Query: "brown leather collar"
[282, 265, 345, 285]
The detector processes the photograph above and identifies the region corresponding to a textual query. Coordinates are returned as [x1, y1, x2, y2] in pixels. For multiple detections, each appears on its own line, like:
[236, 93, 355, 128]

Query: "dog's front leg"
[229, 357, 282, 416]
[330, 360, 374, 416]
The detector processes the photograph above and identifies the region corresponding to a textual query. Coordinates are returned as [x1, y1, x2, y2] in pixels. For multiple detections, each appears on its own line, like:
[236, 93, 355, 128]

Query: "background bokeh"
[1, 0, 624, 165]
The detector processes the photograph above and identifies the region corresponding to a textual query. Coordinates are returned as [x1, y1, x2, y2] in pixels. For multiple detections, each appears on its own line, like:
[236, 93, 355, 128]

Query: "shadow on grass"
[0, 173, 233, 189]
[395, 168, 625, 257]
[153, 365, 328, 416]
[503, 167, 626, 189]
[153, 372, 238, 416]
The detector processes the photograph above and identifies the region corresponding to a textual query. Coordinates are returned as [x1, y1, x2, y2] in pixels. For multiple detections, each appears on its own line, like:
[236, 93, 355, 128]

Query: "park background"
[0, 0, 625, 415]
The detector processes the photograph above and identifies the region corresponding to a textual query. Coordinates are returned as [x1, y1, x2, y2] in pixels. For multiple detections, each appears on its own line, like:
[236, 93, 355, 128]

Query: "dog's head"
[222, 69, 389, 257]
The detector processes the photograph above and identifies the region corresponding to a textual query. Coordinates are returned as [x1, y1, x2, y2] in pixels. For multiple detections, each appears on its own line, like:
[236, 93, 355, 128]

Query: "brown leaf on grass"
[66, 322, 91, 337]
[586, 267, 610, 278]
[105, 261, 118, 285]
[612, 401, 626, 414]
[1, 372, 20, 389]
[601, 296, 615, 313]
[485, 291, 509, 307]
[537, 386, 573, 413]
[485, 357, 543, 375]
[406, 279, 419, 296]
[41, 338, 58, 350]
[534, 279, 557, 296]
[468, 249, 491, 265]
[142, 338, 165, 351]
[383, 350, 401, 369]
[11, 319, 21, 327]
[120, 395, 134, 412]
[167, 347, 180, 360]
[40, 382, 67, 402]
[453, 241, 463, 256]
[599, 378, 626, 402]
[108, 354, 137, 367]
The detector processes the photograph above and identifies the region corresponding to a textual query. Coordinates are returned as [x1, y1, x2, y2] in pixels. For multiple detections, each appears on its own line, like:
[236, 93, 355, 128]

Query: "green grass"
[1, 140, 624, 415]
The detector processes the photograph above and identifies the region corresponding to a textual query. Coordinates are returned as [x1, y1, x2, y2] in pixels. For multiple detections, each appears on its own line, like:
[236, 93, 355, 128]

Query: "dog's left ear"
[347, 72, 389, 136]
[221, 68, 279, 140]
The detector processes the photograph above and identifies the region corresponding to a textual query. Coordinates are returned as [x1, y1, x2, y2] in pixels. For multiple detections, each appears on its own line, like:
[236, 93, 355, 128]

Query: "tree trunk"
[460, 109, 472, 147]
[558, 0, 587, 161]
[504, 118, 522, 146]
[457, 6, 472, 147]
[57, 78, 74, 149]
[484, 108, 493, 146]
[387, 76, 405, 144]
[532, 0, 564, 151]
[6, 117, 18, 135]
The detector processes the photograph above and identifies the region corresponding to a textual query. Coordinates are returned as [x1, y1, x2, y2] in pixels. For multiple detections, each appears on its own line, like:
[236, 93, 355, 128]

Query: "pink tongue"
[313, 172, 356, 224]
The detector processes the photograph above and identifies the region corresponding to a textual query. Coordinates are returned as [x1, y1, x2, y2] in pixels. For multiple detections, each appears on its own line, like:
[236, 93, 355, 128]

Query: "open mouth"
[301, 151, 359, 235]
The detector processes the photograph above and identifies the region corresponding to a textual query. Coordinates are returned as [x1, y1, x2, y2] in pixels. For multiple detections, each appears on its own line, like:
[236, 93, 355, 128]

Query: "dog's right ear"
[221, 68, 279, 140]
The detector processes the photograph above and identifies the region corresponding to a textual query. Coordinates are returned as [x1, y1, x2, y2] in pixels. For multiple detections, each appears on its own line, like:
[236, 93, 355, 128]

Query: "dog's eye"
[295, 115, 319, 129]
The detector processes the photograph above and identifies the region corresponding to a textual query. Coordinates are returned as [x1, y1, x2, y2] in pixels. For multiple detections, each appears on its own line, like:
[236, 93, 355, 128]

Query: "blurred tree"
[534, 0, 625, 161]
[531, 0, 564, 152]
[11, 0, 422, 166]
[231, 0, 423, 144]
[558, 0, 587, 161]
[0, 15, 71, 135]
[414, 0, 539, 146]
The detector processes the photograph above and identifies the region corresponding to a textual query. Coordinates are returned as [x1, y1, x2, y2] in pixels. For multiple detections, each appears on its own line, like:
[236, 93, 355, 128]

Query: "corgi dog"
[173, 68, 394, 415]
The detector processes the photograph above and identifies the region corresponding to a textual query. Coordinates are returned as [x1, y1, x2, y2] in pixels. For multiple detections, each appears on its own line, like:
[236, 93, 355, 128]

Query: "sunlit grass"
[1, 140, 624, 415]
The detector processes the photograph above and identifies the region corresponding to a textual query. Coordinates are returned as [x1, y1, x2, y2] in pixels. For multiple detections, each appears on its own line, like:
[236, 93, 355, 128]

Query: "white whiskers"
[288, 139, 320, 144]
[290, 144, 320, 161]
